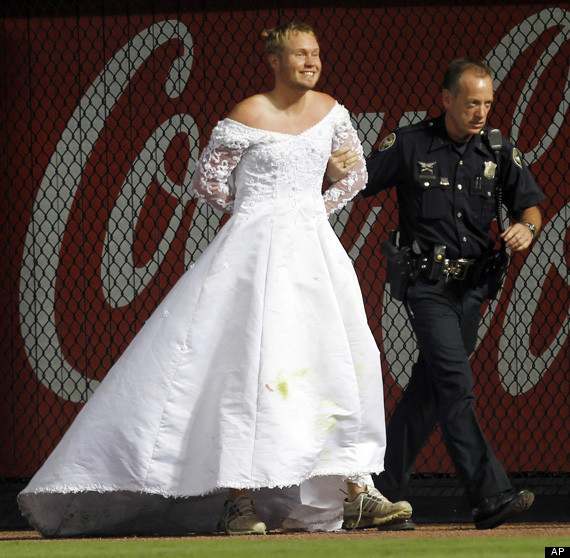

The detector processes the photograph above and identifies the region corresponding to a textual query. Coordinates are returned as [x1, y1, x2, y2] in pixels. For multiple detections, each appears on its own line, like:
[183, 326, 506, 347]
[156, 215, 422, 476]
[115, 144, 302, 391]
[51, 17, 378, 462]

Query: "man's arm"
[322, 115, 368, 215]
[325, 146, 359, 183]
[500, 205, 543, 252]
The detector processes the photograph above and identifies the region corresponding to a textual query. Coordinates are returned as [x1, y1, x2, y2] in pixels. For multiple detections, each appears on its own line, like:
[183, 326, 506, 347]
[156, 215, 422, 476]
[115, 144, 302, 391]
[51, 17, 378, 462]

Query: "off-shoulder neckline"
[223, 102, 340, 137]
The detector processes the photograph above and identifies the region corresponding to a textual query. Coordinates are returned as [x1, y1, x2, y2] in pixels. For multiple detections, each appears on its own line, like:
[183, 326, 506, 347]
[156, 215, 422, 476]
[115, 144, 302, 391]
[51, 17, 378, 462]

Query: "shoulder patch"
[379, 133, 396, 151]
[512, 148, 523, 168]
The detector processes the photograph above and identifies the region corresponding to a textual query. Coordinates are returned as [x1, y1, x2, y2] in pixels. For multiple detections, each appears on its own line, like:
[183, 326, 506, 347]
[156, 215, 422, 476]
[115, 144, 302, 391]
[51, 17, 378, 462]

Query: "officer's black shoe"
[472, 489, 534, 530]
[377, 518, 416, 531]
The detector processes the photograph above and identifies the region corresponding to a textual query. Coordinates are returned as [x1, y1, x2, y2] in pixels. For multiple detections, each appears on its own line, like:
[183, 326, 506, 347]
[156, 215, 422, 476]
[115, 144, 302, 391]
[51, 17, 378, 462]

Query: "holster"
[381, 237, 413, 302]
[486, 247, 510, 300]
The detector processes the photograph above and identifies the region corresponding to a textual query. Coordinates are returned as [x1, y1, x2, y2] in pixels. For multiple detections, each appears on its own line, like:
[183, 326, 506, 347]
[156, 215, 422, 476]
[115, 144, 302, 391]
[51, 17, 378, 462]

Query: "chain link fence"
[1, 0, 568, 527]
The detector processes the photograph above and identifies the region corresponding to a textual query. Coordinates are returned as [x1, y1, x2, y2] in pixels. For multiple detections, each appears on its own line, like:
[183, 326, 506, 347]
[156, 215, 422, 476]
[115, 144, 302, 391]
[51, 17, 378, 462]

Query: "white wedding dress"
[18, 102, 386, 537]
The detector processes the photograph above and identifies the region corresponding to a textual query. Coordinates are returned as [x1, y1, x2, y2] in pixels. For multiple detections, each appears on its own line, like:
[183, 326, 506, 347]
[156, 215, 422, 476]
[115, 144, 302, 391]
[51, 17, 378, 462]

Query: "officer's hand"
[326, 146, 359, 182]
[500, 223, 534, 252]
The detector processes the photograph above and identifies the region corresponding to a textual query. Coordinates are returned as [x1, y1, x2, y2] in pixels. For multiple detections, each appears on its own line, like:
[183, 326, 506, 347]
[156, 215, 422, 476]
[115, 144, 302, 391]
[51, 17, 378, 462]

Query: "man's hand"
[326, 146, 359, 182]
[500, 205, 542, 252]
[500, 223, 534, 252]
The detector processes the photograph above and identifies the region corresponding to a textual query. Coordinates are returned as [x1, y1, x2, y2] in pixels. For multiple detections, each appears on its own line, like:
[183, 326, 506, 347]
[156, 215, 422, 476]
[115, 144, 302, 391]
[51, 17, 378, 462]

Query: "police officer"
[360, 58, 545, 530]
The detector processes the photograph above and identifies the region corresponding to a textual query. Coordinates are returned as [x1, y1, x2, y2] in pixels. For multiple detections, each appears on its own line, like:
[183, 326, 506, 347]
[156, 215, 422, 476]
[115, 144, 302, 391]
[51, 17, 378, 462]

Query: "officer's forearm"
[519, 206, 543, 234]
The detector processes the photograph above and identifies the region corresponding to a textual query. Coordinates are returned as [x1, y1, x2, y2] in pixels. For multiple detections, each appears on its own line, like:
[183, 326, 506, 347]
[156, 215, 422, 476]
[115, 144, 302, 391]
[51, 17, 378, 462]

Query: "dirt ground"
[1, 523, 569, 541]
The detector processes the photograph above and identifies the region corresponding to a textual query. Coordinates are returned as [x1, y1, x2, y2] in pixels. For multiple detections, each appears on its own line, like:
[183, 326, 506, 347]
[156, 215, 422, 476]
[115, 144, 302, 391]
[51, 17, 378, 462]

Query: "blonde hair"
[262, 21, 317, 60]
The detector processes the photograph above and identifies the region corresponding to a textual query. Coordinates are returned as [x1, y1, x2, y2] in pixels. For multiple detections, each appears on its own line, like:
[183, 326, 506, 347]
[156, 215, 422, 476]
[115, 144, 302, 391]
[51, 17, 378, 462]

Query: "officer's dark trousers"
[376, 277, 512, 508]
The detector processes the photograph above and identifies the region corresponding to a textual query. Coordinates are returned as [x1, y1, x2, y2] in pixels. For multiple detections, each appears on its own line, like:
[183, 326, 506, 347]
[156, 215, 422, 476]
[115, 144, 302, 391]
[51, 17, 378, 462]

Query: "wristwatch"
[520, 221, 536, 239]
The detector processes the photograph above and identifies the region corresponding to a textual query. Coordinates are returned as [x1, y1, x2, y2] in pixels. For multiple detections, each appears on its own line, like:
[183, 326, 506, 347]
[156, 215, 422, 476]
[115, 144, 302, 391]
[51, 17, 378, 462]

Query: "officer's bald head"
[443, 58, 493, 97]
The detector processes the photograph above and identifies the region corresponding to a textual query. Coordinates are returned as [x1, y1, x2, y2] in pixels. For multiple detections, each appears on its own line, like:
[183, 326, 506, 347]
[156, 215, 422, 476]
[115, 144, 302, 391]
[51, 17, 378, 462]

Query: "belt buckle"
[445, 258, 471, 280]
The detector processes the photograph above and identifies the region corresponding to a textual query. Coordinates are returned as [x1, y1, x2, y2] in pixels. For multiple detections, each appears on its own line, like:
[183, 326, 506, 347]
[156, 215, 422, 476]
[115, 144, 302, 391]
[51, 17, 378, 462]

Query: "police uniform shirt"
[364, 115, 545, 259]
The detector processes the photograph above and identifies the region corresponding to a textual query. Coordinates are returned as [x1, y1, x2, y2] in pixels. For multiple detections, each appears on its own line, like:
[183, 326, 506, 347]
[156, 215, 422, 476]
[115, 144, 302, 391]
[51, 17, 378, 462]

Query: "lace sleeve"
[191, 120, 250, 214]
[322, 107, 368, 215]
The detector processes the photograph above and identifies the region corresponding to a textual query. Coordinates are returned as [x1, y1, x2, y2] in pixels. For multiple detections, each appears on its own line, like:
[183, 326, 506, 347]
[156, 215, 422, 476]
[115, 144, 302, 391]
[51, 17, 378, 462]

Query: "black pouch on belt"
[427, 245, 446, 281]
[486, 248, 510, 300]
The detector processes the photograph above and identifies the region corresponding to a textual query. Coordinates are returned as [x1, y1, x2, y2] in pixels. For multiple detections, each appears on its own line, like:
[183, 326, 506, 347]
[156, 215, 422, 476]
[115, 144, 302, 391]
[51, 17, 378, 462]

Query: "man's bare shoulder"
[310, 91, 337, 112]
[227, 94, 271, 127]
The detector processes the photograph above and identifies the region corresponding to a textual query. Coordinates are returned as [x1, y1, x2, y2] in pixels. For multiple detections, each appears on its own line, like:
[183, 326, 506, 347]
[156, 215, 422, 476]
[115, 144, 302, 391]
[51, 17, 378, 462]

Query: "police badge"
[483, 161, 497, 179]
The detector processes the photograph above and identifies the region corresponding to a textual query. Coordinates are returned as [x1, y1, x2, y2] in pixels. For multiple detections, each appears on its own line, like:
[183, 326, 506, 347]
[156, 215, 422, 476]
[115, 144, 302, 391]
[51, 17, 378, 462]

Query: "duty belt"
[416, 256, 479, 281]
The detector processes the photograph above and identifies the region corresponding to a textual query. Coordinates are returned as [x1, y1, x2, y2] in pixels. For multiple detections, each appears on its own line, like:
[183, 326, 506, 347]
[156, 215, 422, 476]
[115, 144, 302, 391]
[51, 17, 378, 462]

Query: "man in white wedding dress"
[18, 21, 410, 537]
[192, 20, 411, 536]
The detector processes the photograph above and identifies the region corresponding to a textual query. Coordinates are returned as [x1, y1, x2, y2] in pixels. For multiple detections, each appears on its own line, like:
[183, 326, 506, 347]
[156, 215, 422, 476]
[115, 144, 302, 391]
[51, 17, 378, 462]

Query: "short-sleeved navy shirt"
[364, 115, 545, 259]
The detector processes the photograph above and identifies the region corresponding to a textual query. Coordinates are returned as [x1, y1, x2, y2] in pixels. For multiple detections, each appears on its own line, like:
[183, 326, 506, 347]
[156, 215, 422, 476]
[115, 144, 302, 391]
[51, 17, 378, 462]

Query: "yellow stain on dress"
[273, 368, 310, 401]
[318, 450, 333, 464]
[277, 379, 289, 399]
[317, 399, 341, 434]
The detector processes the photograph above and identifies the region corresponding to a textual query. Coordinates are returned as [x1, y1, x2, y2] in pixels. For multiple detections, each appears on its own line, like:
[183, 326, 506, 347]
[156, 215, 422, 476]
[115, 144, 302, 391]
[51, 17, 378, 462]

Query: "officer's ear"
[442, 88, 453, 110]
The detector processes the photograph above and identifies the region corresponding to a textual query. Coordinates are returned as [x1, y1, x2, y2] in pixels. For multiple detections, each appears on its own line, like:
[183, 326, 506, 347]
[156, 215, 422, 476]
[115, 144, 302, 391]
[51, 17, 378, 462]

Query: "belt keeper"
[428, 245, 446, 281]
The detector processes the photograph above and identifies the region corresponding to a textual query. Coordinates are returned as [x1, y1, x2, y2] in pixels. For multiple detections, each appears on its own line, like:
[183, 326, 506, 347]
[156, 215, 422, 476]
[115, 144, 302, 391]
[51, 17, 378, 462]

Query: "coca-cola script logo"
[19, 10, 569, 404]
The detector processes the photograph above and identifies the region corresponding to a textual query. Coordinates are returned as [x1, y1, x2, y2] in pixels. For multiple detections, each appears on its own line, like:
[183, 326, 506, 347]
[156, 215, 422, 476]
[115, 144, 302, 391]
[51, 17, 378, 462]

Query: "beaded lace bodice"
[191, 103, 367, 216]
